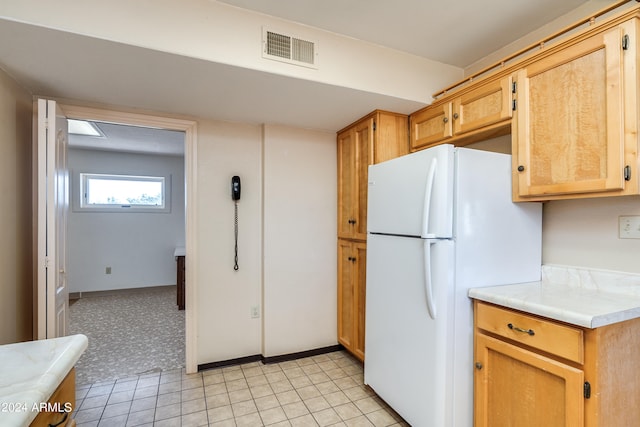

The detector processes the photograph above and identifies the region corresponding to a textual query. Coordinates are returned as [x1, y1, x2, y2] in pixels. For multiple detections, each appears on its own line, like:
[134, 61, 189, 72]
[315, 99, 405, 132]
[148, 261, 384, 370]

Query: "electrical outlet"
[619, 216, 640, 239]
[106, 266, 112, 274]
[250, 306, 260, 319]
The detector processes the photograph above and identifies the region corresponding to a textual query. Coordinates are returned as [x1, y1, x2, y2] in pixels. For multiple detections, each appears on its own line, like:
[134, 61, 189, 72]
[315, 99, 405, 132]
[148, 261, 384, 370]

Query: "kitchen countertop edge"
[0, 334, 88, 426]
[469, 280, 640, 329]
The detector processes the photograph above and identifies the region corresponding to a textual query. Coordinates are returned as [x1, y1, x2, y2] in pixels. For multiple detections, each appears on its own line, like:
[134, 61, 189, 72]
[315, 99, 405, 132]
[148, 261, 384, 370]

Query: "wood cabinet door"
[337, 129, 356, 239]
[337, 240, 355, 350]
[353, 120, 372, 241]
[475, 334, 584, 427]
[373, 112, 409, 163]
[337, 240, 366, 362]
[352, 242, 366, 361]
[337, 120, 372, 240]
[410, 102, 453, 150]
[452, 75, 513, 136]
[513, 26, 626, 198]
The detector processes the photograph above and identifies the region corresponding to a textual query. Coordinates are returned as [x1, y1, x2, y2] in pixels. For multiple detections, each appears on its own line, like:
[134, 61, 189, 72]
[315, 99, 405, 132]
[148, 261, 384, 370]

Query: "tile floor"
[73, 350, 408, 427]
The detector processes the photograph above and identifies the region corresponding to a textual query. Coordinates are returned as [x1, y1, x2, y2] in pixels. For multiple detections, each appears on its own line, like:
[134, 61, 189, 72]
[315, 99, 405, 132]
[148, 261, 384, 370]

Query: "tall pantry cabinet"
[337, 110, 408, 361]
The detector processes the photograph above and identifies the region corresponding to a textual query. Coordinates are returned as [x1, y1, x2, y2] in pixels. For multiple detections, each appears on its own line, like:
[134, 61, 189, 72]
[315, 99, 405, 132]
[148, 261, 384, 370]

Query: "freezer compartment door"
[367, 144, 454, 238]
[364, 234, 455, 427]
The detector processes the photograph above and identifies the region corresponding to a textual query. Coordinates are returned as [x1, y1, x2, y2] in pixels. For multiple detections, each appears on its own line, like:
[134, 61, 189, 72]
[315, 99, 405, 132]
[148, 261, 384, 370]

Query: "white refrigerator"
[364, 144, 542, 427]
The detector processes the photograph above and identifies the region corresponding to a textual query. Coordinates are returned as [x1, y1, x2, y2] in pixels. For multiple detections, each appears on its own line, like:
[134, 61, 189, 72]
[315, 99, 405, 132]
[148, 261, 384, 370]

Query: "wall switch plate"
[251, 306, 260, 318]
[619, 216, 640, 239]
[105, 266, 112, 274]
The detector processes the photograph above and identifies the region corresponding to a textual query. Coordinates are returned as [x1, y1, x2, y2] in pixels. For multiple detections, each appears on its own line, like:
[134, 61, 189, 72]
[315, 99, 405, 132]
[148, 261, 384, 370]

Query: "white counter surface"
[469, 265, 640, 328]
[0, 334, 88, 426]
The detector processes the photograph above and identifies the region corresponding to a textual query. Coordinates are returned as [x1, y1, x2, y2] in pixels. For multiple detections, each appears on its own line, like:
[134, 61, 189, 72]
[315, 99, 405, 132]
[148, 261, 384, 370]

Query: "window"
[80, 173, 167, 211]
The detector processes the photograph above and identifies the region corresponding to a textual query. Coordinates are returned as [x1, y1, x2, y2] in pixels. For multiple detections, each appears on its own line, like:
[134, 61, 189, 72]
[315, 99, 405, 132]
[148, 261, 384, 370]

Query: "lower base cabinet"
[31, 368, 76, 427]
[474, 301, 640, 427]
[337, 239, 366, 361]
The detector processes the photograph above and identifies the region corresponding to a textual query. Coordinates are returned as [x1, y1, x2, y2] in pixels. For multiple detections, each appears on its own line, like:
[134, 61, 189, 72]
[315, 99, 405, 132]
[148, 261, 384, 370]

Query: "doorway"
[66, 119, 185, 385]
[46, 104, 199, 378]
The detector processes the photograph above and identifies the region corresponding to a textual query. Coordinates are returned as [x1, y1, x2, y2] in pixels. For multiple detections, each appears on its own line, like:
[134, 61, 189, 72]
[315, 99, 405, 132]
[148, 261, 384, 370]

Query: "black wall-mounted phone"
[231, 176, 241, 201]
[232, 176, 241, 270]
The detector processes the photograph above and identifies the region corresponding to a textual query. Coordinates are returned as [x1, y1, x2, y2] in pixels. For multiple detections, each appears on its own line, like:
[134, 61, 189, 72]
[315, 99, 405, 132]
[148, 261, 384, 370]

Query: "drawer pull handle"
[49, 411, 69, 427]
[507, 323, 535, 336]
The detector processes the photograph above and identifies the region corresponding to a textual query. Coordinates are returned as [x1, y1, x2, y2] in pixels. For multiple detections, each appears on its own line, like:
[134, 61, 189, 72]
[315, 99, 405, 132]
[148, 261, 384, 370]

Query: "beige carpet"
[69, 286, 185, 387]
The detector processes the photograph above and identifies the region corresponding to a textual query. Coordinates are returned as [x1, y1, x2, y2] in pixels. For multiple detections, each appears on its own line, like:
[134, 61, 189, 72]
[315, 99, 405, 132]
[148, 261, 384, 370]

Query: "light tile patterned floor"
[73, 351, 408, 427]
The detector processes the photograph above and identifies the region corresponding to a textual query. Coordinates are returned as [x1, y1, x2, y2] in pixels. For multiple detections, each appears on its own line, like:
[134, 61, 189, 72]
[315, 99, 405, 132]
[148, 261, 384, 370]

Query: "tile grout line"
[74, 351, 407, 426]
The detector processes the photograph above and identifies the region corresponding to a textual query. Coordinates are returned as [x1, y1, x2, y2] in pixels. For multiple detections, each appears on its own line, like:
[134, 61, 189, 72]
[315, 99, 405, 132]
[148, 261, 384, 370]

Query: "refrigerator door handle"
[421, 158, 438, 239]
[423, 239, 436, 319]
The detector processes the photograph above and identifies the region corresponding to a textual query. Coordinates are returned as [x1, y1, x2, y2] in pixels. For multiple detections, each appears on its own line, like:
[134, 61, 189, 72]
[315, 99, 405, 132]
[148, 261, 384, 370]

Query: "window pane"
[81, 174, 165, 209]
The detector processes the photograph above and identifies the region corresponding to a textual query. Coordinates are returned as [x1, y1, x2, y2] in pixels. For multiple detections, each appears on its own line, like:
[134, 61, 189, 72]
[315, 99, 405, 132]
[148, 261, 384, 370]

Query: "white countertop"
[0, 334, 88, 426]
[174, 246, 185, 257]
[469, 265, 640, 328]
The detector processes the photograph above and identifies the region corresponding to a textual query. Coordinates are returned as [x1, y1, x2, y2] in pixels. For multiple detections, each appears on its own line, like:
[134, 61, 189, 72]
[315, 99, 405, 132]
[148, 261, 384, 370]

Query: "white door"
[37, 99, 69, 339]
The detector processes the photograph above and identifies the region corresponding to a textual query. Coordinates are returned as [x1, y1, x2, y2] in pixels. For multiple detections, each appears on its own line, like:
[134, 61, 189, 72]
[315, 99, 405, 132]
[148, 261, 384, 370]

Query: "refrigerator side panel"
[451, 147, 542, 427]
[367, 144, 454, 237]
[454, 148, 542, 285]
[364, 234, 455, 427]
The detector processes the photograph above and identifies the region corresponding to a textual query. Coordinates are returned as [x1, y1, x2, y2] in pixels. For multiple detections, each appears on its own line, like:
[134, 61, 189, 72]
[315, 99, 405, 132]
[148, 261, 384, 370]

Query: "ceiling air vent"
[262, 28, 318, 69]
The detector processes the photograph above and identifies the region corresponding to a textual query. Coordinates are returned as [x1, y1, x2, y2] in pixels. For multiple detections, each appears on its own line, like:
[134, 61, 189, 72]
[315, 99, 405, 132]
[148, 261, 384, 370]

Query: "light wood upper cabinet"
[512, 19, 638, 201]
[410, 75, 512, 151]
[337, 110, 408, 241]
[337, 119, 372, 241]
[452, 75, 513, 136]
[410, 102, 453, 149]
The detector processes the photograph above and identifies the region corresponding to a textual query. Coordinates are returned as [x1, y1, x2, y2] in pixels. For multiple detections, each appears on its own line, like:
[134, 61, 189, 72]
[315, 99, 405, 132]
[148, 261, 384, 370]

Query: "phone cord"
[234, 200, 239, 271]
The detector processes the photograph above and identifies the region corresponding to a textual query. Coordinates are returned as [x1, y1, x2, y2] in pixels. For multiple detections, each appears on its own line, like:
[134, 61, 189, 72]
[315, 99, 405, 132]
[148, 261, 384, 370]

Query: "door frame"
[56, 104, 199, 374]
[35, 99, 70, 339]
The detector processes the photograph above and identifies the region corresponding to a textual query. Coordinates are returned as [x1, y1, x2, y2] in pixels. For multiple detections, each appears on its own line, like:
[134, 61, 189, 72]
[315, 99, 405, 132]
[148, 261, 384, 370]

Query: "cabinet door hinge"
[624, 165, 632, 181]
[512, 81, 517, 94]
[584, 381, 591, 399]
[373, 121, 377, 131]
[512, 99, 517, 111]
[623, 34, 630, 50]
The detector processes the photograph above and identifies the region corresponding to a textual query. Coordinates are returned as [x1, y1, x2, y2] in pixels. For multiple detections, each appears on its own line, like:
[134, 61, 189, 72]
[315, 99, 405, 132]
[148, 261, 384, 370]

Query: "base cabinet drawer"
[476, 302, 583, 363]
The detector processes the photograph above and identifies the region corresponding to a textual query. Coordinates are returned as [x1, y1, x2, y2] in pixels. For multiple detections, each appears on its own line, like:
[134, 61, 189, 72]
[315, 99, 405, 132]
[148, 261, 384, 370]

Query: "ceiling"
[69, 121, 186, 156]
[0, 0, 597, 154]
[218, 0, 590, 68]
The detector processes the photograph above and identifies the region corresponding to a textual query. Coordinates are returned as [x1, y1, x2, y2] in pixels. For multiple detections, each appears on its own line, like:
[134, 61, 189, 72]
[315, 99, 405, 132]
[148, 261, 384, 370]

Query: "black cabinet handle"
[508, 323, 535, 336]
[49, 411, 69, 427]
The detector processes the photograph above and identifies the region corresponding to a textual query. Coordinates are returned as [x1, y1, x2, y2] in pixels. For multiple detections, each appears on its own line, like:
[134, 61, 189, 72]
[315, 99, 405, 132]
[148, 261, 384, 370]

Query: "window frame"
[76, 172, 171, 213]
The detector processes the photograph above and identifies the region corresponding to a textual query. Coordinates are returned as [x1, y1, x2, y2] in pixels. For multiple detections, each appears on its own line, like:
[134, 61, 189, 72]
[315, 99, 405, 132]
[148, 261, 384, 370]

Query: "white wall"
[543, 197, 640, 274]
[262, 125, 337, 357]
[67, 148, 185, 292]
[193, 119, 338, 364]
[0, 67, 33, 344]
[195, 119, 264, 362]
